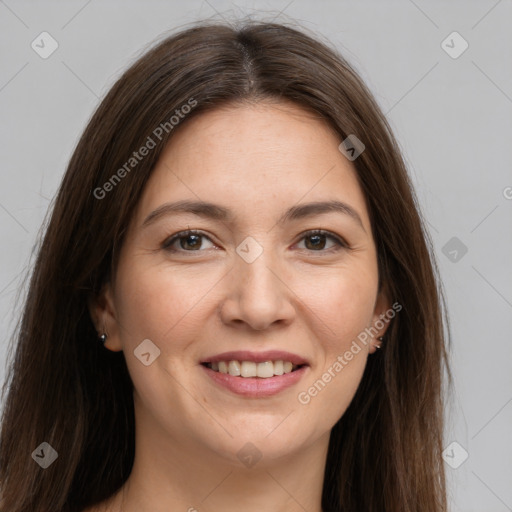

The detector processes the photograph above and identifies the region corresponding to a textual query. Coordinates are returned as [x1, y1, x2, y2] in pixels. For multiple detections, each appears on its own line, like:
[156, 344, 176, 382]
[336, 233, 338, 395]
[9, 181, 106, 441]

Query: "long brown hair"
[0, 19, 452, 512]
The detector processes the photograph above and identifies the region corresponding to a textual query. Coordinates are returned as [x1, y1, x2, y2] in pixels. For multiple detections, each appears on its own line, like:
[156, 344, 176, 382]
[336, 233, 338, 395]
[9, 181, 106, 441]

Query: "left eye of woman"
[295, 230, 347, 252]
[161, 229, 347, 253]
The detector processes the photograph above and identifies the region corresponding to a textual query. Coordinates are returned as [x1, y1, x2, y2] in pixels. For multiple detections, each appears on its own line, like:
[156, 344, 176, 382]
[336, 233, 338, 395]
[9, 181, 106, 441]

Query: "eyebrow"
[142, 199, 366, 232]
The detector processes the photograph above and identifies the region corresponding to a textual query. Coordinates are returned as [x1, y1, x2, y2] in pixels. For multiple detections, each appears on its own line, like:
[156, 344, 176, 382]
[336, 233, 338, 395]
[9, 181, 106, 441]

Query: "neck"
[107, 400, 329, 512]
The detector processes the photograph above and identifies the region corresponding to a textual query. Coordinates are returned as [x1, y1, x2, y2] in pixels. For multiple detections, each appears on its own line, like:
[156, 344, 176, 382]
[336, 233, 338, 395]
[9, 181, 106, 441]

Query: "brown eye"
[296, 230, 347, 252]
[162, 230, 215, 252]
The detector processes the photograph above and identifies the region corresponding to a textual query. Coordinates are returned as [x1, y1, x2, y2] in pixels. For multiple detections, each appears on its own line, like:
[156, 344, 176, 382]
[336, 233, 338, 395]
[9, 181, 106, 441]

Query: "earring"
[99, 332, 108, 345]
[375, 336, 383, 349]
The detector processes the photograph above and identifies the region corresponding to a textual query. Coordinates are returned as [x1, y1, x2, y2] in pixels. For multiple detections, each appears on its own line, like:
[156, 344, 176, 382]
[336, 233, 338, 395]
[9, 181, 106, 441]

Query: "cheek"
[300, 352, 367, 435]
[292, 263, 377, 423]
[112, 262, 213, 415]
[298, 262, 378, 348]
[295, 303, 370, 435]
[114, 260, 220, 345]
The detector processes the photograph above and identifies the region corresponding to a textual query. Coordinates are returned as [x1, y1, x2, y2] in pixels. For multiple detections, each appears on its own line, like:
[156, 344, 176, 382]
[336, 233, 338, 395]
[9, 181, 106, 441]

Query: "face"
[93, 101, 390, 467]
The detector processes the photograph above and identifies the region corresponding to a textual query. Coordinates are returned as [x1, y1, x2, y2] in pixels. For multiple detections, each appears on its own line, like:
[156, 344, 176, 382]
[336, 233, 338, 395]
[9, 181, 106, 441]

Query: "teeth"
[257, 361, 274, 378]
[228, 360, 241, 376]
[273, 360, 284, 375]
[207, 360, 300, 378]
[241, 361, 257, 377]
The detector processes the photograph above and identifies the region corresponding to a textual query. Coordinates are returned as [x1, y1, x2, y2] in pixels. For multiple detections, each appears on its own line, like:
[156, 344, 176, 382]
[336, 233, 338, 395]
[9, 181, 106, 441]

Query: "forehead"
[133, 101, 371, 231]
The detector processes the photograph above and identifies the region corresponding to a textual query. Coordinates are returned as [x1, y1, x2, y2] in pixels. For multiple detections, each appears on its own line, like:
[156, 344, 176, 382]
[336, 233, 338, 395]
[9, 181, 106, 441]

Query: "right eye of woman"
[161, 230, 216, 252]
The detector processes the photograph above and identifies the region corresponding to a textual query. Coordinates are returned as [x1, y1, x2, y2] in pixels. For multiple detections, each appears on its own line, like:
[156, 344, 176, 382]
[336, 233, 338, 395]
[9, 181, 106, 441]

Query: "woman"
[0, 19, 451, 512]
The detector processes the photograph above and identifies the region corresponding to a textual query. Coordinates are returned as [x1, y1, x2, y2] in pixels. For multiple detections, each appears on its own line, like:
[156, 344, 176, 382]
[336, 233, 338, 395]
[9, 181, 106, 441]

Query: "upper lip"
[201, 350, 309, 366]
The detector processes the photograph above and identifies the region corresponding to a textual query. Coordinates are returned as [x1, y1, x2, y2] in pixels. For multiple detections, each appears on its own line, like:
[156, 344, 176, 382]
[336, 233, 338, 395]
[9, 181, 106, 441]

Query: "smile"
[202, 360, 303, 378]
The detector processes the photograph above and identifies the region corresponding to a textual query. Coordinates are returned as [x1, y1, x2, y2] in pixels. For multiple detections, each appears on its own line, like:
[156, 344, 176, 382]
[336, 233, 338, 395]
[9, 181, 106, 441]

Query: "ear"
[87, 282, 123, 352]
[368, 282, 391, 354]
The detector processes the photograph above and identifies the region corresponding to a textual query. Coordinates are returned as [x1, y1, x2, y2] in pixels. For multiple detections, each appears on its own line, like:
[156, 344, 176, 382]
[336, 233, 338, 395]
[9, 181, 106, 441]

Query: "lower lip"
[201, 364, 308, 397]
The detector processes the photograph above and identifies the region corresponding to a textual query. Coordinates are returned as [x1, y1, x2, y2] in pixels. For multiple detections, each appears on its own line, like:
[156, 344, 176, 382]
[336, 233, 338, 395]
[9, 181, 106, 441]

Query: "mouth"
[201, 360, 307, 378]
[199, 350, 310, 397]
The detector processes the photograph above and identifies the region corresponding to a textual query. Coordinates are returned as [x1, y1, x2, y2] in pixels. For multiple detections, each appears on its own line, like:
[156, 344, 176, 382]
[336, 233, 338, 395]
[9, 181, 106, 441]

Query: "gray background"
[1, 1, 511, 510]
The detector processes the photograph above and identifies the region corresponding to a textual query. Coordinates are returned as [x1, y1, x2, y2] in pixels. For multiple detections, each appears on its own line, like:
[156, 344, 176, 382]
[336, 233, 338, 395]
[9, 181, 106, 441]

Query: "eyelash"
[161, 229, 349, 254]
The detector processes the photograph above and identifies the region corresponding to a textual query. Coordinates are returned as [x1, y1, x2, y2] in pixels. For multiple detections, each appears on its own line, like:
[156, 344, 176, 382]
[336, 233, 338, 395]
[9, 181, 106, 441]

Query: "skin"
[88, 100, 390, 512]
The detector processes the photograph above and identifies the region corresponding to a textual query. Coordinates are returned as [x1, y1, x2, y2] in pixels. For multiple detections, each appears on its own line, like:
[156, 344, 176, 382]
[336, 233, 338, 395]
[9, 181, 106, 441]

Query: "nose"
[219, 248, 296, 331]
